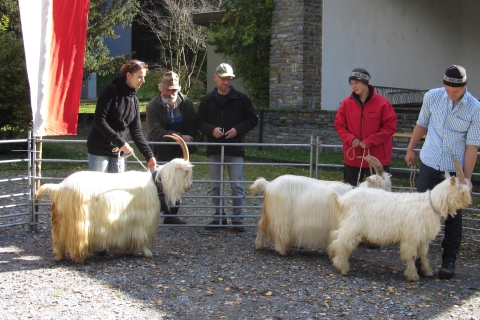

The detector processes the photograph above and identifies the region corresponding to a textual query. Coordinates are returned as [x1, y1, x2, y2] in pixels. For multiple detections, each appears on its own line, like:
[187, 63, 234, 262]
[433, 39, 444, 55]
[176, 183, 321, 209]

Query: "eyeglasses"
[128, 61, 145, 70]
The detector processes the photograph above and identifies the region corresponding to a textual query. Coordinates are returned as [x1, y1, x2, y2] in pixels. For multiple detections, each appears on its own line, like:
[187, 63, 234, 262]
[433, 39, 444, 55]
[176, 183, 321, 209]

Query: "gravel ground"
[1, 174, 480, 319]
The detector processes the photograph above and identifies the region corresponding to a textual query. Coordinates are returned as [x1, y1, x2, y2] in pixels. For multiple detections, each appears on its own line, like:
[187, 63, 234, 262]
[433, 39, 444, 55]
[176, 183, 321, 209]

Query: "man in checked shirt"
[405, 65, 480, 279]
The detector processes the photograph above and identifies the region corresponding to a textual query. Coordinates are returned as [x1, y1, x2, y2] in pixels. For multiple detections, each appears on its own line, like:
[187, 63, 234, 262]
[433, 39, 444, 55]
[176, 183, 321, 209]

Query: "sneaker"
[231, 222, 245, 232]
[163, 216, 187, 225]
[439, 261, 455, 279]
[204, 219, 228, 230]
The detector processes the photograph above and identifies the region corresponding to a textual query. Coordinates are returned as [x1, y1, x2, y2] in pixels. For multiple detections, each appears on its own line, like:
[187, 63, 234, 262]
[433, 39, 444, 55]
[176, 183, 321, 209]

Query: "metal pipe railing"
[0, 133, 479, 240]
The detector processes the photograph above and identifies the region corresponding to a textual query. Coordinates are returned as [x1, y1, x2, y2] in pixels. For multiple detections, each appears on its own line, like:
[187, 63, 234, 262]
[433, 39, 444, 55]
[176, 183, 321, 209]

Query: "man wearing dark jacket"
[146, 71, 199, 224]
[198, 63, 258, 232]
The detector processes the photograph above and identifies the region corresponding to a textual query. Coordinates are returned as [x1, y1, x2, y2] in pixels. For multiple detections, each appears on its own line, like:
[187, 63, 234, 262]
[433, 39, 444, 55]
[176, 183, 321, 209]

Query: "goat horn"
[452, 157, 466, 184]
[356, 155, 384, 175]
[164, 134, 189, 161]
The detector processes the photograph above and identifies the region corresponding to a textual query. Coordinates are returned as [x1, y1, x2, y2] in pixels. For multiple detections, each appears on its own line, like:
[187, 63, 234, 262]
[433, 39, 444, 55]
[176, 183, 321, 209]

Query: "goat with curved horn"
[357, 155, 384, 175]
[452, 157, 466, 184]
[164, 134, 189, 161]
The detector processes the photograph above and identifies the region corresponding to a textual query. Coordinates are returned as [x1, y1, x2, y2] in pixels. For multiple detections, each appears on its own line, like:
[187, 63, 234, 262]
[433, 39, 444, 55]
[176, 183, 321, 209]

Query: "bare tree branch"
[138, 0, 224, 94]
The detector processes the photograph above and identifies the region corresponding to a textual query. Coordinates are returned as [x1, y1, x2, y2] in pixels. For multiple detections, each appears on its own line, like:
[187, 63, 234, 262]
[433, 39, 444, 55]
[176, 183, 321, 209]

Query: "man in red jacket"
[334, 68, 397, 186]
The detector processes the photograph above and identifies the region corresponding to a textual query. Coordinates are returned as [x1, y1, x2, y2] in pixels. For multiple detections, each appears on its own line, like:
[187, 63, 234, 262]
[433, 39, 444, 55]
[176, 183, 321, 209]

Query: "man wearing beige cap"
[146, 70, 199, 224]
[198, 63, 258, 232]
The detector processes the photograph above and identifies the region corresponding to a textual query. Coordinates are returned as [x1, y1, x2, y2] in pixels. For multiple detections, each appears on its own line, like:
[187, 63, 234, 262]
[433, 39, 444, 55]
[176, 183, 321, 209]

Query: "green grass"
[243, 146, 410, 168]
[80, 102, 148, 114]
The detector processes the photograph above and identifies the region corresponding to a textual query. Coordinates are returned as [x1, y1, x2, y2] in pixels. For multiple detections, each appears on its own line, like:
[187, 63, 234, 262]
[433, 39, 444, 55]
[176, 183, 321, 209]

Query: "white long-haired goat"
[328, 158, 472, 281]
[36, 134, 193, 263]
[250, 156, 391, 256]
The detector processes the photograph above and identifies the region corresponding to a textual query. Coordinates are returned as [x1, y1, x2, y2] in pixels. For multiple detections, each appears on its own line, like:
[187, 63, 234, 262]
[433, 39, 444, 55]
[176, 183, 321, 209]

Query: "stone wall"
[269, 0, 322, 110]
[245, 109, 421, 160]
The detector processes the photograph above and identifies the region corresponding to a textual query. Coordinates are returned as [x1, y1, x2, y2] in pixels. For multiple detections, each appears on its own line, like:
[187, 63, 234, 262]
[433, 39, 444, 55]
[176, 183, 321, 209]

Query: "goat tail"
[36, 183, 60, 200]
[250, 177, 269, 196]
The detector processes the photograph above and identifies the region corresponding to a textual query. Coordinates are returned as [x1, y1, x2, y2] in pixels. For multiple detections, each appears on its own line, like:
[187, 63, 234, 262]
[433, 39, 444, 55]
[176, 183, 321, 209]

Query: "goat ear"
[450, 176, 456, 186]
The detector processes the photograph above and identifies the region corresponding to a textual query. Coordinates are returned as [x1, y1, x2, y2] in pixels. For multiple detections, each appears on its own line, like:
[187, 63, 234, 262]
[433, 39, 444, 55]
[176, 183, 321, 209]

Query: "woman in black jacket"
[87, 60, 156, 172]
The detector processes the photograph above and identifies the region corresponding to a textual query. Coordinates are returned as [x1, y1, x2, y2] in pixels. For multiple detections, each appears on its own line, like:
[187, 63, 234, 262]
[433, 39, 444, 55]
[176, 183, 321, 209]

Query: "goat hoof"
[53, 252, 65, 261]
[143, 249, 153, 258]
[424, 270, 434, 277]
[405, 272, 420, 281]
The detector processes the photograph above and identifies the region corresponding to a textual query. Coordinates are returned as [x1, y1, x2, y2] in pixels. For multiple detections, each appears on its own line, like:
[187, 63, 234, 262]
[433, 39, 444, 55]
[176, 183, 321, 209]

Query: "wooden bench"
[393, 133, 426, 139]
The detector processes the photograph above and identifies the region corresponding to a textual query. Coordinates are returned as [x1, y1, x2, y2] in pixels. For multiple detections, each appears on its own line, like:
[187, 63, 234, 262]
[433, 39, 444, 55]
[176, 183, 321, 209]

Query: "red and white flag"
[19, 0, 90, 136]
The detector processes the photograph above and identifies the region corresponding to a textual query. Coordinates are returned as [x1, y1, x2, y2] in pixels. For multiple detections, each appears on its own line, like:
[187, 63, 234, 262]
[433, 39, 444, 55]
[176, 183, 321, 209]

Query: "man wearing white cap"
[406, 65, 480, 279]
[146, 71, 199, 224]
[198, 63, 258, 232]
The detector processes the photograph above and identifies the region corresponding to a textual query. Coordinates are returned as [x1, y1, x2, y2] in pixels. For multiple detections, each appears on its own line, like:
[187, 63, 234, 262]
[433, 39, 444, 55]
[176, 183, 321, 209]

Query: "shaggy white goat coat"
[251, 172, 391, 256]
[36, 158, 193, 263]
[328, 174, 472, 281]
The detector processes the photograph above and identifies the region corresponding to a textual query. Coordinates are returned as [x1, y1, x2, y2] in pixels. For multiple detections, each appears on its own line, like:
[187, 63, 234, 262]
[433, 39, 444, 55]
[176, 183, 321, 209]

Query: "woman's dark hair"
[120, 60, 149, 77]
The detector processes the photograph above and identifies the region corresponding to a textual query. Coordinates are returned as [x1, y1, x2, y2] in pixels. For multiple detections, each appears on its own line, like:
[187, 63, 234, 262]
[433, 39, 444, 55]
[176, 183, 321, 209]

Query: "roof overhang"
[191, 11, 226, 27]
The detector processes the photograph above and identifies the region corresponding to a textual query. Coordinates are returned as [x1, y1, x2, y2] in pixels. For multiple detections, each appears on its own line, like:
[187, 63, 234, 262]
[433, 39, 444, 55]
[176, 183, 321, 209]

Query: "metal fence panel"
[0, 133, 479, 242]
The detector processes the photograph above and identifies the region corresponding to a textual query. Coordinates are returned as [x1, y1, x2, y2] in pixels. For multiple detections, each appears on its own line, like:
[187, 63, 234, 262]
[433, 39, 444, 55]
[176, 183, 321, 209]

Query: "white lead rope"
[409, 162, 417, 192]
[112, 147, 149, 172]
[355, 148, 371, 187]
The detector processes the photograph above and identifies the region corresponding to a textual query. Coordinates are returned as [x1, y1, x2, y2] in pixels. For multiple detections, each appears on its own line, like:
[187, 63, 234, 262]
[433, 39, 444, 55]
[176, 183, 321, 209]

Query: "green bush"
[0, 15, 31, 140]
[136, 68, 164, 99]
[96, 72, 115, 95]
[208, 0, 273, 108]
[97, 68, 206, 102]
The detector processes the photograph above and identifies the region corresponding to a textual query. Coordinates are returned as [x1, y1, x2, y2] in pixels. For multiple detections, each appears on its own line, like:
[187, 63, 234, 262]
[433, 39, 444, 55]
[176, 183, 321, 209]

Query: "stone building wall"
[269, 0, 322, 110]
[245, 109, 421, 160]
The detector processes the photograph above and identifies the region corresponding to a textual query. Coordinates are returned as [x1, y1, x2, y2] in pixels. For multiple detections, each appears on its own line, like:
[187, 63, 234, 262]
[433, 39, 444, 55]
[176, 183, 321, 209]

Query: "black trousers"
[159, 193, 180, 215]
[416, 163, 462, 263]
[343, 164, 390, 187]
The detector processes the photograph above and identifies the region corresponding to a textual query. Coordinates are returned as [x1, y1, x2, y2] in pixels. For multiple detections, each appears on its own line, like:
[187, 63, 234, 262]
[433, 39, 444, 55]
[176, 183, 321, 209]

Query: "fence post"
[220, 145, 225, 224]
[315, 136, 321, 179]
[257, 109, 264, 150]
[32, 135, 42, 232]
[309, 136, 313, 178]
[27, 131, 35, 231]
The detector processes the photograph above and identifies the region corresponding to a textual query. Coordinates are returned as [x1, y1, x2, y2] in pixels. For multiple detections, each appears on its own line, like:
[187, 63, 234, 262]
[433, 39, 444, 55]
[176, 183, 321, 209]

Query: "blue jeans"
[417, 162, 462, 263]
[208, 155, 244, 223]
[88, 153, 125, 173]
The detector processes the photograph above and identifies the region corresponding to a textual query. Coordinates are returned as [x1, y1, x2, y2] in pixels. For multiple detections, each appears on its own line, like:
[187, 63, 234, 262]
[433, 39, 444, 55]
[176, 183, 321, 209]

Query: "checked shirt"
[417, 87, 480, 171]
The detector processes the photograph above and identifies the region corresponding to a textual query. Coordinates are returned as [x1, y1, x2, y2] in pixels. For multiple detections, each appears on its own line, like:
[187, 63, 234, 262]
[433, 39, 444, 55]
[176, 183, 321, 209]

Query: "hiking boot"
[439, 261, 455, 279]
[163, 216, 187, 225]
[204, 219, 228, 230]
[232, 222, 245, 232]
